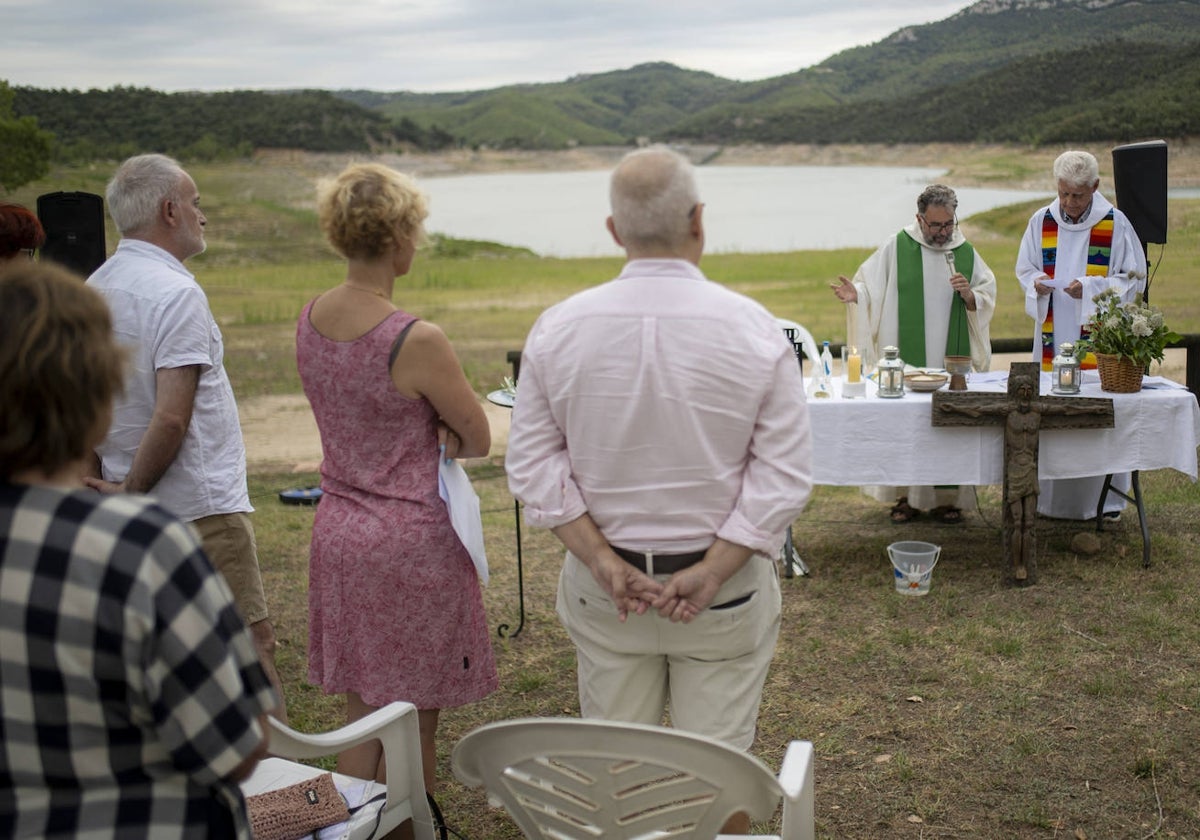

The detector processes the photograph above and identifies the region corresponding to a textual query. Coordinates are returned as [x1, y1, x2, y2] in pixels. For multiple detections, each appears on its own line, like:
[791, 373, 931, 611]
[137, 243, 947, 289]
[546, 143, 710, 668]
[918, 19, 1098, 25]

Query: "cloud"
[3, 0, 969, 92]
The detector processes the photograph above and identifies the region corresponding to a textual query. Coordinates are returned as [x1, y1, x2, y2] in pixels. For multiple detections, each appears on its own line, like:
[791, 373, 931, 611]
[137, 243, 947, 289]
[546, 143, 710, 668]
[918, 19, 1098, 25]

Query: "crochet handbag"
[245, 772, 350, 840]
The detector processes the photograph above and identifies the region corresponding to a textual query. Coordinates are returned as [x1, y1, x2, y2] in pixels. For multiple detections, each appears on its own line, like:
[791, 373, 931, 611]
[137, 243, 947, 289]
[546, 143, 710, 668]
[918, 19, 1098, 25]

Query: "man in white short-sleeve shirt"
[86, 153, 286, 720]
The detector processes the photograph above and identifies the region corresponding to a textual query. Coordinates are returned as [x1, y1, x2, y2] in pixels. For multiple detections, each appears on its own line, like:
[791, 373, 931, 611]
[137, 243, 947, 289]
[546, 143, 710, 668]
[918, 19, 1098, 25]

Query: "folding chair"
[776, 317, 817, 577]
[776, 317, 821, 389]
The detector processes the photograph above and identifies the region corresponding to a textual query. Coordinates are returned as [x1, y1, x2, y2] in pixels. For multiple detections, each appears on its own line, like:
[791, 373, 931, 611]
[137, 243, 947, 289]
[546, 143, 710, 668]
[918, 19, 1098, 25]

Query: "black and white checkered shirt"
[0, 483, 278, 839]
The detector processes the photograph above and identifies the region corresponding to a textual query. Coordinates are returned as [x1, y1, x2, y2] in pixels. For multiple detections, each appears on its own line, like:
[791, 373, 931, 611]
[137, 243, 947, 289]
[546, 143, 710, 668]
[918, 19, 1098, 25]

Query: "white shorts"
[555, 551, 781, 750]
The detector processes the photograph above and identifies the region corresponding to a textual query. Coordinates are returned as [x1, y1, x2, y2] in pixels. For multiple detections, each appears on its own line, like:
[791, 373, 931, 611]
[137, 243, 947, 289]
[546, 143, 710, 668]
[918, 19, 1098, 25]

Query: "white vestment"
[850, 223, 997, 510]
[1016, 192, 1147, 519]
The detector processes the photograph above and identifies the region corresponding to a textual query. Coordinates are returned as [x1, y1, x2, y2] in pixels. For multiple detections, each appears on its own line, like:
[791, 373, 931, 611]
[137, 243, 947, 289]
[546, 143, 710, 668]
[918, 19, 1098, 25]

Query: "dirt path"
[239, 396, 512, 472]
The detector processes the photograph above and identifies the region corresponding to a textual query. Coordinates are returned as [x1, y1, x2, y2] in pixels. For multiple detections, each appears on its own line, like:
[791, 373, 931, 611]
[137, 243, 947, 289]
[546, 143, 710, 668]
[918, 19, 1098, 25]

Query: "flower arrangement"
[1077, 286, 1181, 369]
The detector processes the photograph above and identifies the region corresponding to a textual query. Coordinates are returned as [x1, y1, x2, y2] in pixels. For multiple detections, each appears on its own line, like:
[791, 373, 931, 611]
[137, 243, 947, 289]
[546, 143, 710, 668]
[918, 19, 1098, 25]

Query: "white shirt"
[88, 239, 251, 521]
[505, 259, 813, 558]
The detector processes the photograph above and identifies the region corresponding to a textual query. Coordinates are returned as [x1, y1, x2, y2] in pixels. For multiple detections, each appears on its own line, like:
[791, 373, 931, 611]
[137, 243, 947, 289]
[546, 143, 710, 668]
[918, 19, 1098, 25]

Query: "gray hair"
[106, 154, 189, 235]
[609, 146, 700, 252]
[917, 184, 958, 215]
[1053, 150, 1099, 187]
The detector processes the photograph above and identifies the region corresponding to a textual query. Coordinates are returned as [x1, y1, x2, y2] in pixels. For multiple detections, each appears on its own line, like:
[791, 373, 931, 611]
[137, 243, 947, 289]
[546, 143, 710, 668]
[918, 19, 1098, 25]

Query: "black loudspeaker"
[36, 191, 107, 277]
[1111, 140, 1168, 246]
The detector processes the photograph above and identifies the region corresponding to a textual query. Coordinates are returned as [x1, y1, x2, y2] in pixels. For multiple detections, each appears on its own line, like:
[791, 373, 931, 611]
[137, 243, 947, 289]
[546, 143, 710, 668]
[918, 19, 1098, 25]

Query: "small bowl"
[905, 372, 949, 392]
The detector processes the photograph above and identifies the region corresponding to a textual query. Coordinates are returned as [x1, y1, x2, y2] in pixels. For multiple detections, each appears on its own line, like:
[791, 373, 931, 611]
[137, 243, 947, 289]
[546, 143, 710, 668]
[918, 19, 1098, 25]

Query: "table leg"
[1096, 470, 1150, 567]
[497, 498, 526, 638]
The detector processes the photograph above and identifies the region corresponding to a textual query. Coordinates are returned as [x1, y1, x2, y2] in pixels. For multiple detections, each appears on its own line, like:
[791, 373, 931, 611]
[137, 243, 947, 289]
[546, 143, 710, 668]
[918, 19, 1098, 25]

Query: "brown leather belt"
[611, 545, 708, 575]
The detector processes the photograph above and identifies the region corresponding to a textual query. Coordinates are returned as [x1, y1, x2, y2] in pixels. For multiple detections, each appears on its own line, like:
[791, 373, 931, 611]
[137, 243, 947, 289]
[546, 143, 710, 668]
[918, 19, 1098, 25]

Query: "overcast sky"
[5, 0, 971, 93]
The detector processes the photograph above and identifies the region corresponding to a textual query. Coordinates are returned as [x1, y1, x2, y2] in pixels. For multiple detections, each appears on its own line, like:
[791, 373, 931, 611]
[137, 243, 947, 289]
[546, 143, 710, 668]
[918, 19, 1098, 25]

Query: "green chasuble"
[895, 232, 974, 367]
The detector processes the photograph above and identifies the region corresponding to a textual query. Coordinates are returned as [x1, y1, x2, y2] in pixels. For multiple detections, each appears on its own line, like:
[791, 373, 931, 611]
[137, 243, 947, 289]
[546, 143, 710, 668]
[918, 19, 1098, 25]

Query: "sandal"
[890, 498, 920, 523]
[930, 505, 964, 525]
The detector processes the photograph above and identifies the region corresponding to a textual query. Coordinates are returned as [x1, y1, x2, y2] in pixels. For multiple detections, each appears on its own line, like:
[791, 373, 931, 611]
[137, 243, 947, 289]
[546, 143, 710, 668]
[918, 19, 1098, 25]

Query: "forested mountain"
[9, 0, 1200, 161]
[672, 41, 1200, 145]
[10, 88, 416, 162]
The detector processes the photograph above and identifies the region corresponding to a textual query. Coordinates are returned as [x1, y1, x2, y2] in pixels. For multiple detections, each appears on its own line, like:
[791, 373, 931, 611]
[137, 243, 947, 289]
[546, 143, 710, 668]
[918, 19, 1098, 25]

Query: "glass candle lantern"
[876, 345, 905, 398]
[1051, 342, 1081, 395]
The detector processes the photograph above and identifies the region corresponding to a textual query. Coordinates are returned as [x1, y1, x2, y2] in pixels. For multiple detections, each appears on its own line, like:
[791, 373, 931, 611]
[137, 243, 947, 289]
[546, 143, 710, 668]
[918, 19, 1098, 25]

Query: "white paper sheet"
[438, 458, 489, 585]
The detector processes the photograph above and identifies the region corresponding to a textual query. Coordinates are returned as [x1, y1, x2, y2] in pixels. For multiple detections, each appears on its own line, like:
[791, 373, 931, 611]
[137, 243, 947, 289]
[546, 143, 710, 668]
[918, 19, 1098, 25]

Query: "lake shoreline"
[259, 140, 1200, 190]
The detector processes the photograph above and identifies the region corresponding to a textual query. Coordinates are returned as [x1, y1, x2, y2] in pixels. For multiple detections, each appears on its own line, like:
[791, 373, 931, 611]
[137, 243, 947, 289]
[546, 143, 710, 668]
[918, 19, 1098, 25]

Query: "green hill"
[344, 62, 738, 149]
[11, 87, 405, 161]
[344, 0, 1200, 148]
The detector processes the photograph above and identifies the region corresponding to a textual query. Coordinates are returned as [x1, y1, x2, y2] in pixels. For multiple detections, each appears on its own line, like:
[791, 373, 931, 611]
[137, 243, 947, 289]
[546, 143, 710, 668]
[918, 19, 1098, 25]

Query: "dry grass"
[252, 463, 1200, 839]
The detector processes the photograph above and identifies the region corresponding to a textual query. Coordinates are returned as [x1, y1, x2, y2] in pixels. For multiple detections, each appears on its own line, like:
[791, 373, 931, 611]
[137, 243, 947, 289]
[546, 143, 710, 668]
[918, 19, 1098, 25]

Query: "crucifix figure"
[931, 363, 1114, 583]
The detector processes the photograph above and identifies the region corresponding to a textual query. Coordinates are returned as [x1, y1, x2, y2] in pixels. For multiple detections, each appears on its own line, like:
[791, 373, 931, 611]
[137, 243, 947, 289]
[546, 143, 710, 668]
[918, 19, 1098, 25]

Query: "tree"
[0, 81, 53, 192]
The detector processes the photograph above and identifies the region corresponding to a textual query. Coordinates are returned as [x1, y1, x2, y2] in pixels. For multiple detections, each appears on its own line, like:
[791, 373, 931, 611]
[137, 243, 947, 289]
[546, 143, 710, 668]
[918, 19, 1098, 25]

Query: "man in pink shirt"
[506, 146, 813, 828]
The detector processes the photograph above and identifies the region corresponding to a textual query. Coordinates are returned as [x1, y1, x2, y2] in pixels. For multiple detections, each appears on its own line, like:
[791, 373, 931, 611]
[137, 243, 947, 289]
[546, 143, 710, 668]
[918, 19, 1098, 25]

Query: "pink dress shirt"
[505, 259, 813, 558]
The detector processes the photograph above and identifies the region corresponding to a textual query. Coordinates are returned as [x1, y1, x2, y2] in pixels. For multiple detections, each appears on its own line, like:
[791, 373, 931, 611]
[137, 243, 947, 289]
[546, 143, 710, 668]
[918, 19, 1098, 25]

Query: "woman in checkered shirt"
[0, 262, 278, 839]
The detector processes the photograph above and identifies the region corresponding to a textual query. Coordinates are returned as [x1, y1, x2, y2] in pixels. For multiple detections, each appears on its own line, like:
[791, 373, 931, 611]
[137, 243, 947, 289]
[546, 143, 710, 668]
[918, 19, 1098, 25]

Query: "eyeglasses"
[920, 214, 957, 233]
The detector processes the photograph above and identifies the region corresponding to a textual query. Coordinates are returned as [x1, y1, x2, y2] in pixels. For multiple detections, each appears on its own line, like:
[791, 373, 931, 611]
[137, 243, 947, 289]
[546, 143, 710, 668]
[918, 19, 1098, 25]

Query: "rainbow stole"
[1040, 209, 1114, 370]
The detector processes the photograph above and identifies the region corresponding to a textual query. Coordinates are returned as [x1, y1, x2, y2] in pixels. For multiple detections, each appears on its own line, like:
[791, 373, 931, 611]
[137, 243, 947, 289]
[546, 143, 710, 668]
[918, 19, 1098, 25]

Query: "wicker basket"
[1095, 352, 1143, 393]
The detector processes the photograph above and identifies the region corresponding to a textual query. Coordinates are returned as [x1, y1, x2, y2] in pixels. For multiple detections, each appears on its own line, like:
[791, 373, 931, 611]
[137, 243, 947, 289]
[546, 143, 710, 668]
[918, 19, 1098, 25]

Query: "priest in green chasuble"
[831, 184, 997, 524]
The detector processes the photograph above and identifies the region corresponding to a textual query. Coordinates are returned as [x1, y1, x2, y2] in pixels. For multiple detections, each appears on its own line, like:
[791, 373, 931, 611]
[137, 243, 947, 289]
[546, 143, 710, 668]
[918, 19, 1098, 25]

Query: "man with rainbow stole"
[1016, 150, 1146, 521]
[831, 184, 997, 525]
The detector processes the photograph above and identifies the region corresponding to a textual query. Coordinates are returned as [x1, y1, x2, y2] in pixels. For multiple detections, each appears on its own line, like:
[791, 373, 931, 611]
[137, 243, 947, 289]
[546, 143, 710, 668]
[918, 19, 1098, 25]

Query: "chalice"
[944, 355, 971, 391]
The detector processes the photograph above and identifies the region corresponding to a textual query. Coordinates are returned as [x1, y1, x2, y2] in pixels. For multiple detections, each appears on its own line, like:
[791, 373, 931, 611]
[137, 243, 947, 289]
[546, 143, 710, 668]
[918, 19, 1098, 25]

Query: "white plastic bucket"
[888, 541, 941, 596]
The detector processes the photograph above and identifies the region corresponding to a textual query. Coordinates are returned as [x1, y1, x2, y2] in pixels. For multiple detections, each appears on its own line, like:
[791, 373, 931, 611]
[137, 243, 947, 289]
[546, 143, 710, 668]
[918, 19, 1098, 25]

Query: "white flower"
[1131, 315, 1152, 338]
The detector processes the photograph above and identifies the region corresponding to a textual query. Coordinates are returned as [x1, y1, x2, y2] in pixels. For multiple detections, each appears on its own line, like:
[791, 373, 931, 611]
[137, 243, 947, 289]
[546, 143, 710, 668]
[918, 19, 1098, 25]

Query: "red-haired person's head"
[0, 203, 47, 265]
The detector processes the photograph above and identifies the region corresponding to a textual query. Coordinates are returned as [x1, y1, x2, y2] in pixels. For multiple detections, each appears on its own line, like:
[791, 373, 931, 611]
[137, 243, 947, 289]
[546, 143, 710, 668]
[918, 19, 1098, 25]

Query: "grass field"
[10, 146, 1200, 837]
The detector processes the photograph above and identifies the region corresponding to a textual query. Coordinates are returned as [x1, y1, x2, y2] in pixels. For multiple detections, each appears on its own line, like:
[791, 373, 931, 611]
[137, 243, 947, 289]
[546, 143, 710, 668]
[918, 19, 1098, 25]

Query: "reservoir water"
[420, 165, 1050, 257]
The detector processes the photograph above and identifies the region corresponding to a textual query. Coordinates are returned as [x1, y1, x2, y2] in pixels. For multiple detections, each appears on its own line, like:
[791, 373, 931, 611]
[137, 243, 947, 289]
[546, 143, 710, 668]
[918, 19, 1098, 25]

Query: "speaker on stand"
[36, 191, 107, 278]
[1111, 140, 1167, 304]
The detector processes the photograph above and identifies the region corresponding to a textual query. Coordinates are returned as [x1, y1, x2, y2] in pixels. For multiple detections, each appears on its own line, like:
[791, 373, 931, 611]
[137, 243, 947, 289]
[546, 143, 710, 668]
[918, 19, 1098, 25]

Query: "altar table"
[806, 369, 1200, 569]
[807, 370, 1200, 487]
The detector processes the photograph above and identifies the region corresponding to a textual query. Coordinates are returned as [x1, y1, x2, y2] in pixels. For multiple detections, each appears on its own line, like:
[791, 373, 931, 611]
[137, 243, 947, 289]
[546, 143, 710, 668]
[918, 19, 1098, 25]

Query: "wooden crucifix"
[931, 363, 1114, 584]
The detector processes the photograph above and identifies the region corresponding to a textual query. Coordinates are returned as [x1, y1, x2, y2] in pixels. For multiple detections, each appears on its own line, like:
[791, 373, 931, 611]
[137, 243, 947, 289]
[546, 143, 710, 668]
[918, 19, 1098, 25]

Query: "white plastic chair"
[240, 701, 436, 840]
[451, 717, 814, 840]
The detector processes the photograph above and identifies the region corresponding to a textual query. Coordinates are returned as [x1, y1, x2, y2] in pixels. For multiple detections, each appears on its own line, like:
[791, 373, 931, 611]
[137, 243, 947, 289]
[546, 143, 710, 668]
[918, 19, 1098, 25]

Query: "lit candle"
[847, 351, 862, 383]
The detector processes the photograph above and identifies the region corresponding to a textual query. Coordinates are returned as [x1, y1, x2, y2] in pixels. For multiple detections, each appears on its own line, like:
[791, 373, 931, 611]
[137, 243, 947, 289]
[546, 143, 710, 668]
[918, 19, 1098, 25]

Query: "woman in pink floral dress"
[296, 163, 497, 791]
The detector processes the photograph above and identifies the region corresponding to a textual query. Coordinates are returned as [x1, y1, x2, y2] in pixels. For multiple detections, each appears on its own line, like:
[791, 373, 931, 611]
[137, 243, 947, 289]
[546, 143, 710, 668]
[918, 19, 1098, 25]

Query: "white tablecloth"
[807, 371, 1200, 487]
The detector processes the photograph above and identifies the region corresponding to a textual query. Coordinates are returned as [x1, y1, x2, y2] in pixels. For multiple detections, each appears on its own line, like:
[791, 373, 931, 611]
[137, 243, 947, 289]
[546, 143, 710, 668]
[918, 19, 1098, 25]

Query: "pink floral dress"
[296, 301, 497, 709]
